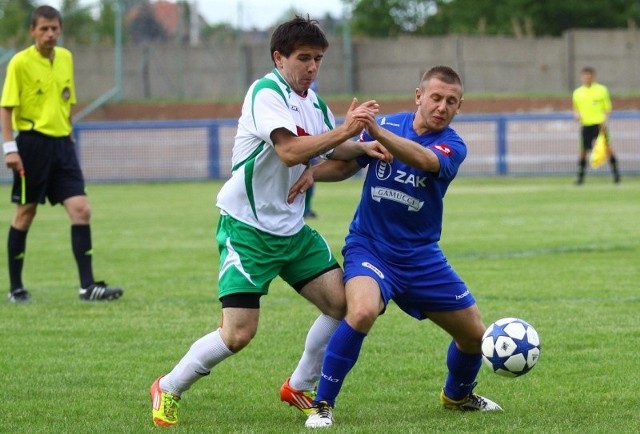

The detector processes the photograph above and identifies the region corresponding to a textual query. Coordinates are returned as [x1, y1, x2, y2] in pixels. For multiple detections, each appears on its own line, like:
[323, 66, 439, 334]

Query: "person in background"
[149, 15, 390, 427]
[287, 66, 502, 428]
[1, 5, 123, 303]
[572, 66, 620, 185]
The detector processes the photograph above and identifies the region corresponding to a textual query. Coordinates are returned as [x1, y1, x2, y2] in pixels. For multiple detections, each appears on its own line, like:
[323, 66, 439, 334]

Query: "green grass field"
[1, 176, 639, 433]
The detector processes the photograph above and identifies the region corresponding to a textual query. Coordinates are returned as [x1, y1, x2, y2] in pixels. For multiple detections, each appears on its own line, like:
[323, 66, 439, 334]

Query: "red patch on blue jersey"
[432, 144, 453, 157]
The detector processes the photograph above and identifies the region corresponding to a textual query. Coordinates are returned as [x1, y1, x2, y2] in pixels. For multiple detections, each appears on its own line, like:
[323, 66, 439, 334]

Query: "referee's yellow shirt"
[0, 45, 76, 137]
[572, 82, 611, 127]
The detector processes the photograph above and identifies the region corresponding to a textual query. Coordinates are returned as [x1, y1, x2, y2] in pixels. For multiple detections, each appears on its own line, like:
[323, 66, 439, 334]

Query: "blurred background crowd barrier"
[1, 112, 637, 183]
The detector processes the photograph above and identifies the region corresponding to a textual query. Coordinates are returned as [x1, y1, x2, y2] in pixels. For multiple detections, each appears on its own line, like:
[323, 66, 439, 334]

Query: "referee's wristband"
[3, 140, 18, 155]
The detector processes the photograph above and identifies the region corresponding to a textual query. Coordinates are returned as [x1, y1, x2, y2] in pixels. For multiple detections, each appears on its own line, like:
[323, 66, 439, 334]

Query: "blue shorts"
[342, 236, 475, 320]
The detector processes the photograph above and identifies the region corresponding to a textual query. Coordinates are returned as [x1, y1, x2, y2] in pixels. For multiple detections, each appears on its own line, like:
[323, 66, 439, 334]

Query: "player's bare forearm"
[367, 123, 439, 172]
[1, 107, 14, 143]
[287, 159, 360, 204]
[313, 159, 360, 182]
[273, 99, 379, 167]
[330, 140, 365, 160]
[331, 140, 391, 162]
[272, 127, 359, 167]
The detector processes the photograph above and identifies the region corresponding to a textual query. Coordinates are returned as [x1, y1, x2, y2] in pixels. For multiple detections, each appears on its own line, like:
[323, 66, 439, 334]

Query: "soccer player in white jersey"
[149, 15, 390, 427]
[287, 66, 502, 428]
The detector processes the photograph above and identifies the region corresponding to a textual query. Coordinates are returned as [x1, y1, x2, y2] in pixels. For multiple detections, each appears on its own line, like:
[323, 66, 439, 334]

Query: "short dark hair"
[270, 15, 328, 64]
[581, 66, 595, 75]
[420, 66, 463, 89]
[31, 5, 62, 28]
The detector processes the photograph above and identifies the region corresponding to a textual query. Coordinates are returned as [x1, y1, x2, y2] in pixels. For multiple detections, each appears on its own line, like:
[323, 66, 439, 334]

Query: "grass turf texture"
[1, 176, 638, 433]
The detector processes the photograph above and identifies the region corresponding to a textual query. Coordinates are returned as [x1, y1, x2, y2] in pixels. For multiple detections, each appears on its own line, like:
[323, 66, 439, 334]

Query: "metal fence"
[0, 111, 638, 183]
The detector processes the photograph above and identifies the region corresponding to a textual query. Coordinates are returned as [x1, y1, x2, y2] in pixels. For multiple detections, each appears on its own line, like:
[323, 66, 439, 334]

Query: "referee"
[572, 66, 621, 185]
[1, 5, 123, 303]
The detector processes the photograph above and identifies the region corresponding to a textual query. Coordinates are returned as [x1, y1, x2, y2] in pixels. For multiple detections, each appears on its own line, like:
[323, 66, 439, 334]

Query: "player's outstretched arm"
[272, 98, 379, 167]
[330, 140, 392, 162]
[356, 114, 440, 172]
[286, 159, 360, 204]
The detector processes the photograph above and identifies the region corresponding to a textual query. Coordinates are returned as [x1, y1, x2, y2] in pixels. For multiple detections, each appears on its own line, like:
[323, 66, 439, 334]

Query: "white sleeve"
[253, 88, 297, 145]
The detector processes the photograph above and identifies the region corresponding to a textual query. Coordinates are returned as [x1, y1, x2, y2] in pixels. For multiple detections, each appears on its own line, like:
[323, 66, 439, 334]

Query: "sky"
[45, 0, 347, 31]
[196, 0, 347, 29]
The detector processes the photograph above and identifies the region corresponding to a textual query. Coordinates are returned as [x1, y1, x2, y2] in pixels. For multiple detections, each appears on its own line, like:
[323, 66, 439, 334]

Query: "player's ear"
[272, 51, 283, 68]
[414, 87, 422, 105]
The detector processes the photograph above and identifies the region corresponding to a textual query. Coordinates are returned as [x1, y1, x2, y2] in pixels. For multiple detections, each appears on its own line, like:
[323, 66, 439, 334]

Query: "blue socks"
[315, 328, 481, 405]
[315, 320, 367, 407]
[443, 340, 482, 400]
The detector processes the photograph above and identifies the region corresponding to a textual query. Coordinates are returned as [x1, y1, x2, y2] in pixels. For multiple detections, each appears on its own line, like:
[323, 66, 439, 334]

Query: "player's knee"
[76, 204, 91, 222]
[220, 326, 256, 353]
[346, 305, 378, 331]
[455, 333, 483, 354]
[321, 302, 346, 321]
[65, 196, 91, 223]
[13, 208, 36, 230]
[313, 289, 346, 320]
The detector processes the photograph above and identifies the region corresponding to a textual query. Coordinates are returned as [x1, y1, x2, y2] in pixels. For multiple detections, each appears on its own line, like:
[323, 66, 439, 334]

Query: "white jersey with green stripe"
[216, 69, 336, 236]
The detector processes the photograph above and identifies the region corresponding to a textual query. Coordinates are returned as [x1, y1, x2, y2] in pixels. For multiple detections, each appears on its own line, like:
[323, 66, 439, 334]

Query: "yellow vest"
[1, 45, 76, 137]
[572, 82, 611, 126]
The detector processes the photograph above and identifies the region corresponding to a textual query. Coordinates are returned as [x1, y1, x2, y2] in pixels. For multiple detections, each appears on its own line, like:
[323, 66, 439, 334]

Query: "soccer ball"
[481, 317, 541, 377]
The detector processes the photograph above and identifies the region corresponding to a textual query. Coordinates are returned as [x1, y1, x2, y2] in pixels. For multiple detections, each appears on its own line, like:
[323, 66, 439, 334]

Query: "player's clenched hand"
[352, 110, 382, 139]
[362, 140, 393, 163]
[287, 168, 314, 204]
[341, 98, 379, 137]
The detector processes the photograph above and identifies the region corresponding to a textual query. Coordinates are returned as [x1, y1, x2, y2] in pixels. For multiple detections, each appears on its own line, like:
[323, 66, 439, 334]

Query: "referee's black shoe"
[79, 281, 124, 301]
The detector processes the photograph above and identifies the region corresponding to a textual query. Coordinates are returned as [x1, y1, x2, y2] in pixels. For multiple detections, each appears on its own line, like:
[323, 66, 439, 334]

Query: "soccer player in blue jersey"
[287, 66, 502, 428]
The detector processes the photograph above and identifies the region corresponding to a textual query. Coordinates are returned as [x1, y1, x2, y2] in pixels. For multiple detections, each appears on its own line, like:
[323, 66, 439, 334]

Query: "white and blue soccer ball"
[481, 317, 541, 377]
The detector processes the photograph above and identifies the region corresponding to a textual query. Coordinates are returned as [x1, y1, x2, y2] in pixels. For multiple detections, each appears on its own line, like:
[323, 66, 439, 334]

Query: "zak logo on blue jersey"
[371, 160, 425, 212]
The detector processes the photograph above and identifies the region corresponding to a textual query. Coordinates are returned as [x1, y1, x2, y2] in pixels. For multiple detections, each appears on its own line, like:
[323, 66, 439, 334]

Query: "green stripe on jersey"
[314, 95, 333, 130]
[251, 77, 288, 129]
[229, 141, 265, 220]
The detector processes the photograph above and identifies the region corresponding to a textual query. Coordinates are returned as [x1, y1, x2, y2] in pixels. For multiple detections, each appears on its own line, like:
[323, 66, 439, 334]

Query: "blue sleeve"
[429, 134, 467, 180]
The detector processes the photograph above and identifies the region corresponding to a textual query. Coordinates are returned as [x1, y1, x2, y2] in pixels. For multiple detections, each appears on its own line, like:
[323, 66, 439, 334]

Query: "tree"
[526, 0, 640, 35]
[95, 0, 149, 45]
[346, 0, 433, 37]
[60, 0, 96, 44]
[346, 0, 640, 37]
[420, 0, 633, 36]
[0, 0, 37, 46]
[95, 0, 117, 44]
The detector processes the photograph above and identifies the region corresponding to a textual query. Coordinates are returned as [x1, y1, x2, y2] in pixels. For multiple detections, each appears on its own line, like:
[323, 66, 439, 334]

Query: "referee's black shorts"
[580, 124, 601, 151]
[12, 131, 86, 205]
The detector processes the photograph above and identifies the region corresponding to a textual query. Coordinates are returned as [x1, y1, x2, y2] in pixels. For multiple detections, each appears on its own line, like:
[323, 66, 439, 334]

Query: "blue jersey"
[348, 112, 467, 261]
